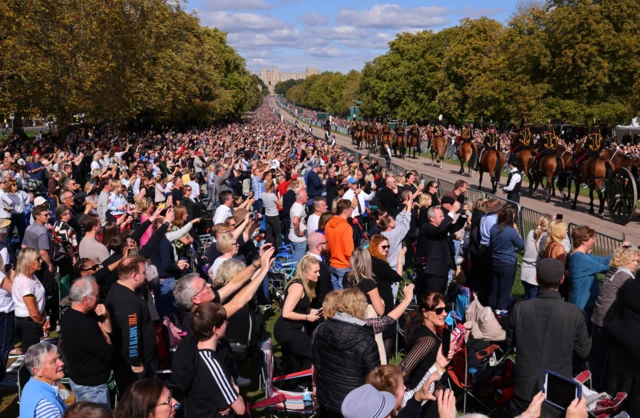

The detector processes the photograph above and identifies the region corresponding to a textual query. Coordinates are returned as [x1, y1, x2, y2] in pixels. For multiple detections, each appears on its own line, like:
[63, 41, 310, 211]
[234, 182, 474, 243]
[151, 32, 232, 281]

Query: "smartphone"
[441, 327, 451, 356]
[158, 202, 166, 210]
[543, 370, 582, 411]
[252, 211, 258, 219]
[556, 213, 563, 221]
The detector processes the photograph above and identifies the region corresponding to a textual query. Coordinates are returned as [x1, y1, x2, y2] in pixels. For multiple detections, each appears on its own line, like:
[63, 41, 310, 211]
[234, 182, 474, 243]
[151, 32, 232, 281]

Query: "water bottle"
[302, 388, 313, 409]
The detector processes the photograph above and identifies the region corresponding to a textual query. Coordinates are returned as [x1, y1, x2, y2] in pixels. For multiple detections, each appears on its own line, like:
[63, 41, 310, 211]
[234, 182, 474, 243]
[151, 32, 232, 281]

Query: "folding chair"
[252, 338, 315, 416]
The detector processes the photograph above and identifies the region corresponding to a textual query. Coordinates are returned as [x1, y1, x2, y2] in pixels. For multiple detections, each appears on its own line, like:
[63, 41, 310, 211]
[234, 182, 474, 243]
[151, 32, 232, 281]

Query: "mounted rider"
[409, 122, 420, 137]
[511, 121, 533, 153]
[532, 124, 558, 170]
[575, 124, 603, 171]
[476, 123, 499, 170]
[324, 118, 331, 140]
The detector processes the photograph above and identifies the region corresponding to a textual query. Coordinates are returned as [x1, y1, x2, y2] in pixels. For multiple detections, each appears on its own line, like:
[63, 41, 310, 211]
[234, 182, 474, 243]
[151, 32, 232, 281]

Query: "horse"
[572, 149, 611, 216]
[601, 147, 640, 171]
[530, 153, 564, 203]
[354, 129, 363, 150]
[509, 134, 535, 190]
[381, 128, 393, 151]
[407, 130, 420, 159]
[367, 125, 379, 153]
[395, 129, 407, 159]
[556, 145, 576, 201]
[478, 149, 505, 193]
[429, 136, 447, 168]
[455, 137, 477, 176]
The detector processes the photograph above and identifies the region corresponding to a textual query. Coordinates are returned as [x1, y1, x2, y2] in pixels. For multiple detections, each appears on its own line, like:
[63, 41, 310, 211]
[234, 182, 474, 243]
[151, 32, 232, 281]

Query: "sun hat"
[341, 384, 396, 418]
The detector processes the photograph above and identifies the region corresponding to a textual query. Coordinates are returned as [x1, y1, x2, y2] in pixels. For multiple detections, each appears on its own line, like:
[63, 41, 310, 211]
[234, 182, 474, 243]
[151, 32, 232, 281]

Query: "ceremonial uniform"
[324, 120, 331, 140]
[576, 125, 603, 169]
[476, 124, 498, 170]
[512, 124, 533, 153]
[533, 125, 557, 169]
[504, 155, 523, 204]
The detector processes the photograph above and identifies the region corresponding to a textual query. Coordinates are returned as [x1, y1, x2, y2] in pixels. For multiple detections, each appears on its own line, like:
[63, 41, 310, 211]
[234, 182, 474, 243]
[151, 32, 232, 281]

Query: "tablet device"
[543, 370, 582, 411]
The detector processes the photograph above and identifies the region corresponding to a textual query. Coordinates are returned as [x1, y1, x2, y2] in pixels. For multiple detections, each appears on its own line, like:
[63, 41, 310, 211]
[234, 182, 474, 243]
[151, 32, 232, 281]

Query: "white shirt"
[307, 213, 320, 234]
[0, 248, 13, 313]
[188, 181, 200, 199]
[90, 160, 102, 171]
[0, 190, 11, 219]
[288, 202, 307, 243]
[342, 188, 375, 218]
[12, 273, 46, 318]
[213, 204, 233, 225]
[503, 168, 522, 192]
[132, 177, 141, 195]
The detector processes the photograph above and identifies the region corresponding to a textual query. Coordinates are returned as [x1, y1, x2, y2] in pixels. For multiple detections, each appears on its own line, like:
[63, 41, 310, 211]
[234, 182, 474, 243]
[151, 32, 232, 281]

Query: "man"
[342, 177, 375, 225]
[507, 258, 590, 415]
[575, 124, 603, 172]
[25, 154, 46, 183]
[288, 189, 308, 263]
[213, 190, 234, 225]
[60, 277, 112, 405]
[444, 179, 467, 203]
[511, 122, 533, 153]
[306, 164, 324, 201]
[503, 154, 523, 204]
[96, 178, 111, 226]
[79, 215, 110, 264]
[325, 167, 337, 209]
[20, 343, 67, 418]
[306, 232, 333, 306]
[378, 175, 401, 217]
[477, 124, 499, 170]
[533, 124, 558, 170]
[307, 197, 328, 234]
[416, 202, 466, 295]
[105, 255, 156, 392]
[325, 199, 355, 290]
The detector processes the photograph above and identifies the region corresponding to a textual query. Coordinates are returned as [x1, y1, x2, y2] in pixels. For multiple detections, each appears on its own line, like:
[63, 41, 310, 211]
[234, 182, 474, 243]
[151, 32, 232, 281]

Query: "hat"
[291, 173, 298, 180]
[508, 154, 519, 166]
[440, 195, 456, 205]
[341, 384, 396, 418]
[0, 219, 10, 228]
[481, 198, 505, 214]
[34, 196, 48, 206]
[536, 258, 565, 284]
[347, 177, 358, 184]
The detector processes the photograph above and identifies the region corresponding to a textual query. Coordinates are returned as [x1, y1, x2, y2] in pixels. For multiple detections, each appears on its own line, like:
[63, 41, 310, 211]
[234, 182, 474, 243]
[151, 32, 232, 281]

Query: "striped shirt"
[35, 399, 64, 418]
[186, 349, 238, 417]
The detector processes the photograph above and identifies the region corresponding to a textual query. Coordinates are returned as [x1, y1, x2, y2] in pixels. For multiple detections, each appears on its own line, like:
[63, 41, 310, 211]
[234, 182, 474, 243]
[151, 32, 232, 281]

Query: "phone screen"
[441, 328, 451, 356]
[556, 213, 564, 221]
[544, 372, 579, 410]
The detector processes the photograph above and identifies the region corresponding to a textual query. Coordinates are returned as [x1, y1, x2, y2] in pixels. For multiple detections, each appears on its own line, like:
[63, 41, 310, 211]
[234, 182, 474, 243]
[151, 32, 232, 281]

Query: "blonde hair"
[216, 232, 236, 254]
[533, 214, 553, 243]
[419, 194, 432, 208]
[610, 247, 640, 269]
[333, 288, 367, 320]
[17, 248, 39, 277]
[110, 179, 122, 191]
[544, 220, 567, 251]
[214, 259, 246, 287]
[322, 290, 341, 319]
[289, 255, 318, 299]
[347, 248, 373, 286]
[365, 365, 403, 397]
[136, 197, 153, 213]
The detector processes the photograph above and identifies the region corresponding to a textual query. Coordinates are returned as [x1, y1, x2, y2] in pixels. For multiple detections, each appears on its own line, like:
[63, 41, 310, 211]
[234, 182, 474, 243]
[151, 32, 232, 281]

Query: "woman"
[168, 205, 193, 261]
[400, 292, 447, 418]
[590, 247, 639, 390]
[0, 234, 15, 378]
[53, 204, 79, 281]
[208, 232, 238, 280]
[425, 181, 439, 208]
[262, 181, 282, 249]
[488, 204, 524, 311]
[4, 180, 30, 243]
[464, 197, 487, 294]
[380, 194, 412, 270]
[417, 194, 433, 230]
[114, 378, 178, 418]
[11, 248, 49, 352]
[107, 180, 128, 220]
[154, 176, 166, 203]
[543, 220, 570, 298]
[316, 212, 334, 235]
[368, 235, 406, 359]
[137, 197, 155, 248]
[311, 288, 380, 416]
[520, 214, 552, 299]
[568, 225, 620, 311]
[344, 248, 388, 363]
[274, 255, 320, 372]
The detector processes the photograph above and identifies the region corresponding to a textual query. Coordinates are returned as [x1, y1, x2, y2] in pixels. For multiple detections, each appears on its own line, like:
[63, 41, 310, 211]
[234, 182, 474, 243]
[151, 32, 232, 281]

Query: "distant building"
[258, 66, 320, 86]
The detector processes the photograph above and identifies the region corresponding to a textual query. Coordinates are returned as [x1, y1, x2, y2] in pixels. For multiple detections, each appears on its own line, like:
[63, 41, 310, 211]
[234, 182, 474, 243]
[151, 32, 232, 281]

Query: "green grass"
[1, 131, 38, 141]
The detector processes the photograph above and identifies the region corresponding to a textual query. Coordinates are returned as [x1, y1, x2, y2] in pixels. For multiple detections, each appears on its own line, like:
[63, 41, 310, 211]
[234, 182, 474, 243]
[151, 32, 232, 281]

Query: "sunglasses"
[82, 264, 100, 272]
[430, 307, 446, 315]
[380, 245, 390, 250]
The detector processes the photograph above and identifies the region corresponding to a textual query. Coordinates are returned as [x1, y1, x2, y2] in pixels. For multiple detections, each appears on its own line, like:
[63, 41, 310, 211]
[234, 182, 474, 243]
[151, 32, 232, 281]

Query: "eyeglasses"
[317, 242, 328, 246]
[154, 389, 173, 409]
[39, 213, 50, 218]
[380, 245, 390, 250]
[431, 185, 439, 189]
[192, 282, 209, 300]
[82, 264, 99, 272]
[430, 307, 446, 315]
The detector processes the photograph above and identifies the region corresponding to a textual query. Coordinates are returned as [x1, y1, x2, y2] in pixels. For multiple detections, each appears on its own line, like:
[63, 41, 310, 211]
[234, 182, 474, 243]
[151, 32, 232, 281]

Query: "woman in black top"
[425, 181, 440, 208]
[400, 292, 448, 418]
[368, 235, 405, 360]
[274, 255, 320, 372]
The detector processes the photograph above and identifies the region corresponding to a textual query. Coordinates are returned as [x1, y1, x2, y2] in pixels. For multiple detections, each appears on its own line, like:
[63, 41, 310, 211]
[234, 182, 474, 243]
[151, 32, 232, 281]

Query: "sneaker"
[236, 376, 251, 387]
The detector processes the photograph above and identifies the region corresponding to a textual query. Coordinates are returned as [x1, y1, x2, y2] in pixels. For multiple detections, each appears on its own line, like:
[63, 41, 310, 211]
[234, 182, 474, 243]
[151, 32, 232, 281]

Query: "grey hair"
[25, 342, 58, 375]
[295, 189, 307, 201]
[427, 206, 441, 221]
[69, 277, 97, 302]
[173, 273, 201, 310]
[214, 259, 246, 287]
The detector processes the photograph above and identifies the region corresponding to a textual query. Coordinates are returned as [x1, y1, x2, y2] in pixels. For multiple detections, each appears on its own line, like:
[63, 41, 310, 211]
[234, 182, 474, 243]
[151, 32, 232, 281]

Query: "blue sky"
[188, 0, 520, 74]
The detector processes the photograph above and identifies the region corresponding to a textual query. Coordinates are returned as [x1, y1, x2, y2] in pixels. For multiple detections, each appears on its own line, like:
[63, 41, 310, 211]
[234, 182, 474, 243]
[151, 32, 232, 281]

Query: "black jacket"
[311, 316, 380, 414]
[506, 290, 590, 402]
[312, 259, 333, 309]
[371, 257, 403, 339]
[417, 213, 466, 277]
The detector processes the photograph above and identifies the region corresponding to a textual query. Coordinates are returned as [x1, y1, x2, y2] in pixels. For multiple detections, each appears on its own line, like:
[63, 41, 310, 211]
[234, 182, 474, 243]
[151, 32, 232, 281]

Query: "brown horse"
[395, 129, 407, 159]
[367, 125, 379, 152]
[381, 128, 393, 150]
[530, 153, 564, 203]
[508, 134, 535, 190]
[455, 137, 476, 175]
[407, 130, 420, 159]
[572, 151, 612, 215]
[354, 129, 363, 150]
[601, 147, 639, 171]
[429, 136, 448, 167]
[479, 149, 505, 193]
[556, 145, 576, 201]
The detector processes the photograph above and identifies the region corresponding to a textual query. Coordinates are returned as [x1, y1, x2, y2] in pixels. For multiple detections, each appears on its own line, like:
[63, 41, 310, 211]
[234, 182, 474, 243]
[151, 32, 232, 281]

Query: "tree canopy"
[0, 0, 262, 130]
[284, 0, 640, 125]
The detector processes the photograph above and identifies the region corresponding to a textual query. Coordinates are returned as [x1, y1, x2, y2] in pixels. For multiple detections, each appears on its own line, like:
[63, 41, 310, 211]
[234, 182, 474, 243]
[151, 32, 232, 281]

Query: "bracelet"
[435, 364, 446, 373]
[252, 261, 261, 269]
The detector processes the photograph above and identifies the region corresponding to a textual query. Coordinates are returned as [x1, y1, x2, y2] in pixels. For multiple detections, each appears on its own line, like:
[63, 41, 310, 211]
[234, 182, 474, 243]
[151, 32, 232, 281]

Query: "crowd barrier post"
[465, 188, 485, 207]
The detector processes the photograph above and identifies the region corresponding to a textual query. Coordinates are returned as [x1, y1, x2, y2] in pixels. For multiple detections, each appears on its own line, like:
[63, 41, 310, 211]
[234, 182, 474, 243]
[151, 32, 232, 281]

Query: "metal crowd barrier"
[568, 222, 625, 258]
[520, 206, 548, 240]
[465, 188, 485, 207]
[438, 179, 456, 198]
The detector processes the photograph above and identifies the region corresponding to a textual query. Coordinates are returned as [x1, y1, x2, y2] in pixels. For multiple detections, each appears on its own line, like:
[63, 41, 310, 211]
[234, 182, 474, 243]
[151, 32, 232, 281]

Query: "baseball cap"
[341, 384, 396, 418]
[347, 177, 358, 184]
[536, 258, 565, 284]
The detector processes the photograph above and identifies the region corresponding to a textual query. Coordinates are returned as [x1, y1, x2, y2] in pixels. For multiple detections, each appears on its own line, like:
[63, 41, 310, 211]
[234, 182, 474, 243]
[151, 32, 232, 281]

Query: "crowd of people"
[0, 98, 635, 418]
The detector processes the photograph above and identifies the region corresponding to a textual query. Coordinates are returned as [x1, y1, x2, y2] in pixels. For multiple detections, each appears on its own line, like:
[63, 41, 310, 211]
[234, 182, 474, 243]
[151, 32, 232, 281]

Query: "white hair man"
[20, 342, 67, 418]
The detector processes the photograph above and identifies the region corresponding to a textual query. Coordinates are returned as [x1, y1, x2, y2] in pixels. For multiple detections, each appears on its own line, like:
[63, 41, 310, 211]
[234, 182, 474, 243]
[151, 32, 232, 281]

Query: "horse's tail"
[493, 151, 501, 179]
[555, 155, 564, 172]
[605, 160, 613, 179]
[470, 145, 477, 168]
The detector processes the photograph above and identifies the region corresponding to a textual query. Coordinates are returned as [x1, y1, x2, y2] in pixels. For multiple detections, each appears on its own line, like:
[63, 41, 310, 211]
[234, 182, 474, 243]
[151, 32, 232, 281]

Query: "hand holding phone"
[441, 328, 451, 356]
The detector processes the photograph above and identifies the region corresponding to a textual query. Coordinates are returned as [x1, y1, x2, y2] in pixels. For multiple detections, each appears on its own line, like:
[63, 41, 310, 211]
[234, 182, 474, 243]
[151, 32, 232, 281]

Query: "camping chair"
[251, 338, 315, 416]
[446, 340, 515, 417]
[575, 371, 628, 418]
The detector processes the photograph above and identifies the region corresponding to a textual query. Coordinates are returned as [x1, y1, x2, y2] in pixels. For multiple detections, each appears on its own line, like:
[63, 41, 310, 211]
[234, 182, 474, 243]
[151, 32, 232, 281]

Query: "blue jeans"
[154, 277, 176, 318]
[331, 267, 350, 290]
[0, 311, 14, 382]
[291, 241, 307, 265]
[488, 263, 516, 311]
[448, 239, 462, 282]
[522, 282, 538, 300]
[69, 379, 110, 406]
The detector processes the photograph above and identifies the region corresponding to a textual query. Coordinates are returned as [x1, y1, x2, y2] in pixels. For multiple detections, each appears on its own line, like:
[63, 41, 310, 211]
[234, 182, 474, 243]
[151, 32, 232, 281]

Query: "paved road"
[272, 98, 639, 244]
